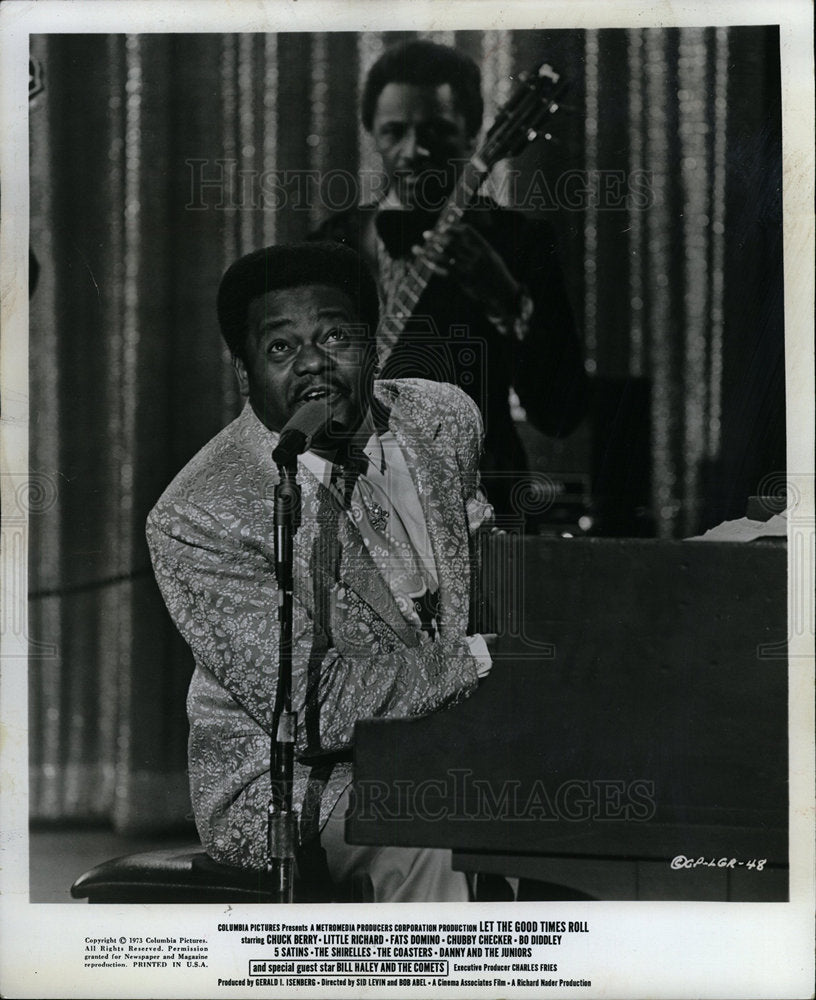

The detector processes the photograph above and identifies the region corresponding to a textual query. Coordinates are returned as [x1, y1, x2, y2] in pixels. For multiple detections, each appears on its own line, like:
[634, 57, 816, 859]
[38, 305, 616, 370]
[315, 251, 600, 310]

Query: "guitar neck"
[377, 156, 492, 367]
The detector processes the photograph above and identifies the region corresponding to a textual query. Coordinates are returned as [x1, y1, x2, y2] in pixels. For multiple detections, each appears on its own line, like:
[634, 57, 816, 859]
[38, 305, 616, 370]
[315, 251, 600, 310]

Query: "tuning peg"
[525, 129, 559, 146]
[536, 62, 561, 85]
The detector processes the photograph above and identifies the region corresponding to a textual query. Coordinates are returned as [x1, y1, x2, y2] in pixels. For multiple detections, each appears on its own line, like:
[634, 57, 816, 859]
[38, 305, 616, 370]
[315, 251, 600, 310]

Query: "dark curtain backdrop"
[28, 28, 784, 830]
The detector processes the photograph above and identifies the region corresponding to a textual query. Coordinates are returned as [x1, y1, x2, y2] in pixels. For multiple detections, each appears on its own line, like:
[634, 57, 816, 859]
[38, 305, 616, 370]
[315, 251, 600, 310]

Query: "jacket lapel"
[386, 388, 471, 640]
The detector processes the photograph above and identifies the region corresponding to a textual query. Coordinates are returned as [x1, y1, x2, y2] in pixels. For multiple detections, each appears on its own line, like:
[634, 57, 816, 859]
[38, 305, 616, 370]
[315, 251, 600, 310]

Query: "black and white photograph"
[1, 1, 813, 998]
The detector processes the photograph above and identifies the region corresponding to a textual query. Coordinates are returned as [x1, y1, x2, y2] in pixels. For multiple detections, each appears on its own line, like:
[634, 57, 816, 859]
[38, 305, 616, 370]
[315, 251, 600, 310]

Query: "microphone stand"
[268, 458, 301, 903]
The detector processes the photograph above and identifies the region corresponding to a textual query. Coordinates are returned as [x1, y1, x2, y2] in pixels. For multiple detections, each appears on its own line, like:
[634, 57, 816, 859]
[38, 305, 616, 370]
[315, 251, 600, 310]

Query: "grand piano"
[346, 536, 788, 901]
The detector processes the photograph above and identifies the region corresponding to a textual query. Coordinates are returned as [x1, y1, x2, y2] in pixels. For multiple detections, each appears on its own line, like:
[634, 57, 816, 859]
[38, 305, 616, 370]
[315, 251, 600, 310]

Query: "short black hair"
[217, 241, 380, 359]
[361, 39, 483, 138]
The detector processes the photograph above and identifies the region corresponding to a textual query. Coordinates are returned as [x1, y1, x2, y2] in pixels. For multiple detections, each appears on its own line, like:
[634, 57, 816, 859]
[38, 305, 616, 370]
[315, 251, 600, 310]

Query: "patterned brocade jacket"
[146, 379, 490, 870]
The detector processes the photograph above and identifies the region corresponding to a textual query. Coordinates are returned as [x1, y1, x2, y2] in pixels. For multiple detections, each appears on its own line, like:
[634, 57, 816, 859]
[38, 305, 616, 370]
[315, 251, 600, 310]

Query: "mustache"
[290, 378, 350, 406]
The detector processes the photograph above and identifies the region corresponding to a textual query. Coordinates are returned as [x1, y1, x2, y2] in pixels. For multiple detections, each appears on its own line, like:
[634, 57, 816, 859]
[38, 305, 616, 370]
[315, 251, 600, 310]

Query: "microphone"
[272, 398, 345, 466]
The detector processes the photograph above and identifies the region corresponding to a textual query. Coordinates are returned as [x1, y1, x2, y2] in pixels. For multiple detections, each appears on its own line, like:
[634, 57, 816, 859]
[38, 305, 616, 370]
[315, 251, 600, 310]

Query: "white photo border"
[1, 2, 813, 998]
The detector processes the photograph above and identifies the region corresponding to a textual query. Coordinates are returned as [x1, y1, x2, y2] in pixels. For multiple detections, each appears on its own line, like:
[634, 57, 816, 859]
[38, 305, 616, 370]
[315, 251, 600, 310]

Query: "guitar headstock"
[483, 60, 566, 164]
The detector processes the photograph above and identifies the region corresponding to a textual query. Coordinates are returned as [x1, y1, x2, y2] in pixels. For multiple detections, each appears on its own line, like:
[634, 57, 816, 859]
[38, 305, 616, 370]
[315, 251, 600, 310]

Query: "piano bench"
[70, 846, 331, 904]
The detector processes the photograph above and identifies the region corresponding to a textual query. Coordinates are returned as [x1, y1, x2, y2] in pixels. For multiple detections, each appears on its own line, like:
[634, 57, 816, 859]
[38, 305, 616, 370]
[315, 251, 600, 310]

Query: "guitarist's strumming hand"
[415, 225, 530, 338]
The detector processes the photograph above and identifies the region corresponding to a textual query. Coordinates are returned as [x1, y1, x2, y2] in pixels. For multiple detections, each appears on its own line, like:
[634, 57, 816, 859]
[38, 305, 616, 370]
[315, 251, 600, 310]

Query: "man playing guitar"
[310, 38, 589, 525]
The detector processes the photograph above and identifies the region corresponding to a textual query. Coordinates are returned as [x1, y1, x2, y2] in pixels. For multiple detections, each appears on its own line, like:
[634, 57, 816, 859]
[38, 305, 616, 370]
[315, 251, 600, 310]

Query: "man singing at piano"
[146, 241, 494, 902]
[309, 38, 589, 522]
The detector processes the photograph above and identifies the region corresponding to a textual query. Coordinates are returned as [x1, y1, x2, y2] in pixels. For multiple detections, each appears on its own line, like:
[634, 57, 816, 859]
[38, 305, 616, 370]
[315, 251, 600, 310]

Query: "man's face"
[234, 284, 375, 448]
[371, 82, 475, 209]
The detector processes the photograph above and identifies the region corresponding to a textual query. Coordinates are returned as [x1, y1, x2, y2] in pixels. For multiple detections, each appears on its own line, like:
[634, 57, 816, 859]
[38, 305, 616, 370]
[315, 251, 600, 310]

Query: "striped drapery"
[28, 28, 783, 828]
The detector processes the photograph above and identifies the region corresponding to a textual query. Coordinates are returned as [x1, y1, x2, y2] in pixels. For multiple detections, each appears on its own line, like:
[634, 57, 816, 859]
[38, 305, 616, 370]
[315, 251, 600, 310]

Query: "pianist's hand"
[466, 633, 494, 679]
[478, 633, 497, 679]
